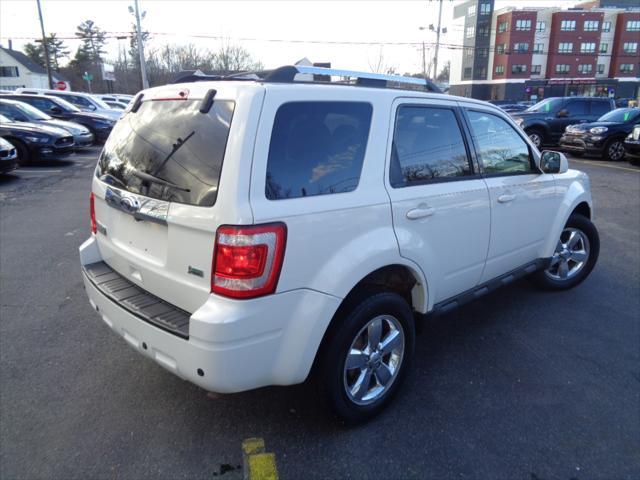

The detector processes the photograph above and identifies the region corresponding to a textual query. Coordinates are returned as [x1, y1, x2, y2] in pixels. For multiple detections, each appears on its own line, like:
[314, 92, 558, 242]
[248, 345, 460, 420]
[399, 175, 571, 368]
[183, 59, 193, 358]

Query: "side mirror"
[540, 150, 568, 174]
[50, 106, 62, 114]
[557, 109, 569, 118]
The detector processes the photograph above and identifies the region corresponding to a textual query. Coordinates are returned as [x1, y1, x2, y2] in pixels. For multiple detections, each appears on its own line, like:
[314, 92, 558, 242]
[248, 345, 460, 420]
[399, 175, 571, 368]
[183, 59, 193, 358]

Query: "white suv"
[79, 66, 599, 421]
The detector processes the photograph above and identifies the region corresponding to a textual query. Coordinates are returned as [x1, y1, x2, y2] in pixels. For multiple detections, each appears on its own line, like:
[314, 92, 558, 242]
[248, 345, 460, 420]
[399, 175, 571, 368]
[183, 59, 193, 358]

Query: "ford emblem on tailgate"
[120, 195, 140, 213]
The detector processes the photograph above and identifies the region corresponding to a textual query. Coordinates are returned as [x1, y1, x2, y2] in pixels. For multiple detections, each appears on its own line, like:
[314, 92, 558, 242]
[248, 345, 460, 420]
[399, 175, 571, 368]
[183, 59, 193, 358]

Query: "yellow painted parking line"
[570, 159, 640, 173]
[242, 437, 279, 480]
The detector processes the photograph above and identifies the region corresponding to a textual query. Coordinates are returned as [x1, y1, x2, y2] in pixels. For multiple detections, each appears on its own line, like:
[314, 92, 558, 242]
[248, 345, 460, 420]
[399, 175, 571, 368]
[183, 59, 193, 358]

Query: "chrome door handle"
[497, 194, 516, 203]
[406, 207, 435, 219]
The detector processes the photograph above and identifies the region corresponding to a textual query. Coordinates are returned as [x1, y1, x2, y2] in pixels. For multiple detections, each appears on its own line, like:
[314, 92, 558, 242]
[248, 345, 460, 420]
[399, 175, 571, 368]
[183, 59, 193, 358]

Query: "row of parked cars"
[497, 96, 639, 162]
[0, 88, 133, 174]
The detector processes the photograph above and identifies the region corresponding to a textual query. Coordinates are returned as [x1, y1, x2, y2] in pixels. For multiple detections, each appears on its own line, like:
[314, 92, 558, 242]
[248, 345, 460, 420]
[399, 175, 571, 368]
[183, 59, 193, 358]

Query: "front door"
[463, 107, 561, 282]
[386, 99, 491, 305]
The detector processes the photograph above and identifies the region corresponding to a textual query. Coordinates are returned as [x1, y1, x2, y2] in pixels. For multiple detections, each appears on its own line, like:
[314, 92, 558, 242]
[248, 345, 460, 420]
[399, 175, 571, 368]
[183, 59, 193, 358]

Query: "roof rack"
[172, 65, 442, 93]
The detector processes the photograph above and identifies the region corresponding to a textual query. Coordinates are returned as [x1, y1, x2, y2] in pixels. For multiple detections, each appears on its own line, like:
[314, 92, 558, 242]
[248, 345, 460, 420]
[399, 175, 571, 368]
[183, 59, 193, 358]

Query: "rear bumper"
[79, 236, 341, 393]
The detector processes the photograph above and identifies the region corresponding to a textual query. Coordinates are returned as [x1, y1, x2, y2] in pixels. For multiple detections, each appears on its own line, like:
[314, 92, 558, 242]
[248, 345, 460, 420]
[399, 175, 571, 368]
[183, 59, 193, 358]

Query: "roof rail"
[171, 65, 442, 93]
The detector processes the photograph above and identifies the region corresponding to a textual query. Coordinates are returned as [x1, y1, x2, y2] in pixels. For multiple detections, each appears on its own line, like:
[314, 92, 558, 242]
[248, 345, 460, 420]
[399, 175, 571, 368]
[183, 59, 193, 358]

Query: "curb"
[242, 438, 279, 480]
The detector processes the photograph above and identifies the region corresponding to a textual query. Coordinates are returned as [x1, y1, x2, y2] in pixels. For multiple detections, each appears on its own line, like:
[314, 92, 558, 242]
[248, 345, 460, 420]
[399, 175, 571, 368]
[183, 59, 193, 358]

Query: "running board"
[432, 258, 551, 316]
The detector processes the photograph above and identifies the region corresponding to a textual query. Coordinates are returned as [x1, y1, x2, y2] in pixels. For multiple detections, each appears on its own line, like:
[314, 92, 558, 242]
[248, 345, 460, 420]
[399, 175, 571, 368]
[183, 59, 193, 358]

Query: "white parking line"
[17, 169, 63, 174]
[570, 159, 640, 173]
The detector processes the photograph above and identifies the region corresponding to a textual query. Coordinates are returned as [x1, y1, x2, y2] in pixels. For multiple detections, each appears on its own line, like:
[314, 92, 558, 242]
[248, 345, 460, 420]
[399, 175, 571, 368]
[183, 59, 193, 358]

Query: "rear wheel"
[531, 214, 599, 291]
[604, 138, 625, 161]
[526, 129, 544, 149]
[318, 290, 415, 422]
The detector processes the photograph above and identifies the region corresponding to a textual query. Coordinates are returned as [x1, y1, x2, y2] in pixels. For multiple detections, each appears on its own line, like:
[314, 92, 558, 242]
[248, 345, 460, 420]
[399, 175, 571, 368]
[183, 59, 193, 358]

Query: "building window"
[498, 21, 509, 33]
[463, 67, 472, 79]
[578, 64, 593, 74]
[602, 21, 611, 32]
[531, 65, 542, 74]
[0, 66, 19, 77]
[620, 64, 634, 72]
[600, 42, 608, 53]
[561, 20, 576, 31]
[514, 42, 529, 53]
[477, 47, 488, 58]
[466, 26, 475, 38]
[558, 42, 573, 53]
[536, 21, 546, 32]
[623, 42, 638, 54]
[464, 47, 474, 58]
[512, 64, 527, 74]
[584, 20, 599, 31]
[496, 44, 505, 54]
[478, 26, 490, 37]
[580, 42, 596, 53]
[555, 64, 571, 73]
[597, 64, 605, 74]
[626, 21, 640, 32]
[468, 4, 476, 16]
[475, 67, 487, 78]
[479, 3, 491, 15]
[495, 65, 505, 75]
[533, 43, 544, 54]
[515, 19, 532, 31]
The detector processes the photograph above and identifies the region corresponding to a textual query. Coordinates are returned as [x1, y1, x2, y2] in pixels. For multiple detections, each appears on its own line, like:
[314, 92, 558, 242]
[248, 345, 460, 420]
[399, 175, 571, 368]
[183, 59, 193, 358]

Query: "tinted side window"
[564, 100, 588, 116]
[467, 110, 534, 175]
[390, 106, 471, 187]
[266, 102, 372, 200]
[590, 100, 611, 117]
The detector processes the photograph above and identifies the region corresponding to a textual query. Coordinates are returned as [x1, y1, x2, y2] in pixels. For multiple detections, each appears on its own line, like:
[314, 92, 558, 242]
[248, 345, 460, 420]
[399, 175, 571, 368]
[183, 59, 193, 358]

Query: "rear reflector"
[90, 192, 97, 234]
[212, 223, 287, 299]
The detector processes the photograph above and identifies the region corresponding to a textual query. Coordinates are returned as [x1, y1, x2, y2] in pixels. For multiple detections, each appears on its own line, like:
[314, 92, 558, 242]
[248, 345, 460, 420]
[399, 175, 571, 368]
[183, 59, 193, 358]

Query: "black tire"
[318, 289, 415, 423]
[9, 139, 30, 165]
[603, 137, 626, 161]
[525, 128, 545, 149]
[531, 213, 599, 291]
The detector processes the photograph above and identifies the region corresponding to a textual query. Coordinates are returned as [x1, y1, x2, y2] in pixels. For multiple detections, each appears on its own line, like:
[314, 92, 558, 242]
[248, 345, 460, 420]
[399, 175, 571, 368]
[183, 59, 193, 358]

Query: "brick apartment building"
[449, 0, 640, 101]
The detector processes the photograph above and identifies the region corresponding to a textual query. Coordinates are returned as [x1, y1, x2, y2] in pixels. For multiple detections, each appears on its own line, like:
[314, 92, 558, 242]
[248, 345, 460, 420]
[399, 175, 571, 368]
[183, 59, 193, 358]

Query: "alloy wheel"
[528, 132, 542, 148]
[608, 141, 625, 161]
[545, 227, 590, 281]
[343, 315, 405, 406]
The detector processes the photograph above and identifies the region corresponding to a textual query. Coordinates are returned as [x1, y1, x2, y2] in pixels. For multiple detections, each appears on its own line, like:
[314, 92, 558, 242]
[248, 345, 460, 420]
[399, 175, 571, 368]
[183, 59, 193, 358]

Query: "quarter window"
[466, 110, 533, 175]
[390, 106, 471, 187]
[265, 102, 372, 200]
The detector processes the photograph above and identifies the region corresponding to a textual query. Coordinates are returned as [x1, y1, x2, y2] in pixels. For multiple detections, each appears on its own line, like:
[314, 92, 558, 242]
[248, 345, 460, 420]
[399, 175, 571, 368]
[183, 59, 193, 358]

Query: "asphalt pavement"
[1, 148, 639, 480]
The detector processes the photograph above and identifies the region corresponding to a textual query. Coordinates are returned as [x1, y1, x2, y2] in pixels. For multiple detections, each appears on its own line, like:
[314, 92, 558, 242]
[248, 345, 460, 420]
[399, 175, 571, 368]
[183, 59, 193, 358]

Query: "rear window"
[96, 99, 234, 207]
[265, 101, 372, 200]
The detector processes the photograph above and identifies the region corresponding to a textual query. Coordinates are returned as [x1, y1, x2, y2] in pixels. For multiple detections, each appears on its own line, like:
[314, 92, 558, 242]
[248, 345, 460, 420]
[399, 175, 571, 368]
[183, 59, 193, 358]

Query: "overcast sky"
[1, 0, 576, 75]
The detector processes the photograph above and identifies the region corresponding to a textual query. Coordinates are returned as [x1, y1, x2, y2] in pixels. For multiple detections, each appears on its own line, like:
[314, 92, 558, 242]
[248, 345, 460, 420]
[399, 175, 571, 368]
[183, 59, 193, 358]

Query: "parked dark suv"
[512, 97, 615, 148]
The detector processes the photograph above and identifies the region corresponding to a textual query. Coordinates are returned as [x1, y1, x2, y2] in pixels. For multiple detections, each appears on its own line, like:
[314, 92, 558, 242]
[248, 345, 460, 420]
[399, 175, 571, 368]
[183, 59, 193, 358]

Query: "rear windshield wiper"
[132, 169, 191, 192]
[152, 131, 195, 175]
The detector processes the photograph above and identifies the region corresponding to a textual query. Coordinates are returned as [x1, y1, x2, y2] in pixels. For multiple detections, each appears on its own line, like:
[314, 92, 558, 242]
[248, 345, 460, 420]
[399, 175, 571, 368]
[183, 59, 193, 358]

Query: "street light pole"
[433, 0, 444, 82]
[36, 0, 53, 89]
[133, 0, 149, 90]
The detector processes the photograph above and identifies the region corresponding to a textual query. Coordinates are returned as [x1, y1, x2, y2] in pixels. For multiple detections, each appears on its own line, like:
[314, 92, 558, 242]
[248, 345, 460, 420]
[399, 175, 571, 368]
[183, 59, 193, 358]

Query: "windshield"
[90, 96, 111, 109]
[47, 96, 81, 112]
[526, 98, 563, 113]
[96, 98, 235, 207]
[16, 102, 52, 120]
[598, 108, 640, 123]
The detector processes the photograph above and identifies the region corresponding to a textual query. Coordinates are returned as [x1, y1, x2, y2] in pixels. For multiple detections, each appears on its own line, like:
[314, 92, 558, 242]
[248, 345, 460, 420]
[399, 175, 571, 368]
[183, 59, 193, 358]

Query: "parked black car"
[0, 137, 18, 174]
[512, 97, 616, 148]
[0, 98, 94, 148]
[559, 108, 640, 161]
[0, 94, 115, 143]
[624, 124, 640, 163]
[0, 114, 75, 164]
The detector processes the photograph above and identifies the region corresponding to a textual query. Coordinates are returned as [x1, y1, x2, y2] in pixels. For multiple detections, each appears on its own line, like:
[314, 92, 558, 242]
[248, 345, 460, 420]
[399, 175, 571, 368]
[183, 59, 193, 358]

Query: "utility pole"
[133, 0, 149, 89]
[433, 0, 444, 82]
[422, 42, 427, 80]
[36, 0, 53, 89]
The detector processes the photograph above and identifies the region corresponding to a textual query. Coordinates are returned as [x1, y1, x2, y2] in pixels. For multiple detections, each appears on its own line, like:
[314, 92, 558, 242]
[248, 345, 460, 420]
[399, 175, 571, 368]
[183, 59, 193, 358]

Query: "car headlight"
[589, 126, 608, 135]
[25, 136, 49, 143]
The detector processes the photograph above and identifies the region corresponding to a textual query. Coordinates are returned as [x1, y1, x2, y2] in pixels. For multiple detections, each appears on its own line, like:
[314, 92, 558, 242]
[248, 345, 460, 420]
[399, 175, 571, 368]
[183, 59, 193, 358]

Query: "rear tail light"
[90, 192, 97, 234]
[212, 223, 287, 299]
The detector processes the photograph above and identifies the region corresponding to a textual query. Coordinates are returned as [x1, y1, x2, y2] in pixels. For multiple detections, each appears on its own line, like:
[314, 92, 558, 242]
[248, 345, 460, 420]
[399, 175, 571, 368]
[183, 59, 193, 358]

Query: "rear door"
[91, 85, 263, 312]
[386, 97, 491, 304]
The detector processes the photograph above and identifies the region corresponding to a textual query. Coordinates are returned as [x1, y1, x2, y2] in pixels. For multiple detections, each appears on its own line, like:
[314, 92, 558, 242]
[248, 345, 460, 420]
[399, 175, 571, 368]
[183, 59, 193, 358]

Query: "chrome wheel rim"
[528, 132, 542, 147]
[545, 227, 590, 281]
[343, 315, 405, 406]
[608, 141, 624, 160]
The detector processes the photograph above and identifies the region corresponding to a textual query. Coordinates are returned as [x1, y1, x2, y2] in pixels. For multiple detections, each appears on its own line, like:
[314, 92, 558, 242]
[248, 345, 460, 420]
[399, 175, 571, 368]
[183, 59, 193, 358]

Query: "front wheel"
[318, 290, 415, 422]
[531, 213, 599, 291]
[604, 138, 625, 161]
[526, 129, 544, 149]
